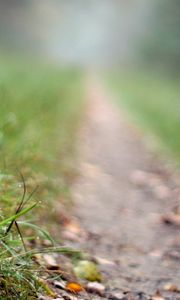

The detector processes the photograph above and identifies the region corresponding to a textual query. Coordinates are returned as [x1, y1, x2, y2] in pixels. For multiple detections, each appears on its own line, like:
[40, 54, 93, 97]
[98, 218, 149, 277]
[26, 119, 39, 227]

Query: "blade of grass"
[14, 221, 27, 251]
[0, 203, 37, 227]
[18, 221, 55, 245]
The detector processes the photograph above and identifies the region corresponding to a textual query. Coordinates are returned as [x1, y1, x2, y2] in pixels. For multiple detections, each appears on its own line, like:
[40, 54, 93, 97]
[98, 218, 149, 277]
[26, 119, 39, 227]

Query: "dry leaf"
[66, 282, 84, 294]
[164, 283, 180, 293]
[64, 219, 82, 234]
[43, 254, 57, 268]
[152, 290, 164, 300]
[63, 218, 86, 241]
[162, 213, 180, 226]
[95, 256, 116, 266]
[38, 278, 57, 298]
[152, 296, 165, 300]
[53, 280, 66, 290]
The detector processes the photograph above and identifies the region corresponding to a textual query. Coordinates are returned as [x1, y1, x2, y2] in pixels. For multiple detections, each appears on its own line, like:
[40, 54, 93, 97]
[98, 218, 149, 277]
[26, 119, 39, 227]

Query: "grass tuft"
[0, 56, 84, 298]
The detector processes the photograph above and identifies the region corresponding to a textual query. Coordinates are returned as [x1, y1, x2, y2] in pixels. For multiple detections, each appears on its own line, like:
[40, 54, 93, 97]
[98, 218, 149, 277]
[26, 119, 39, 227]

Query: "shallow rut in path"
[71, 78, 179, 295]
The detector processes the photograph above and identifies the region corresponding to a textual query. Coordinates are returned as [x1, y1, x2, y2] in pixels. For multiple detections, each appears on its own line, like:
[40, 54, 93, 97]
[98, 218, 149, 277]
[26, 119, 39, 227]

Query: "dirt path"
[71, 77, 179, 298]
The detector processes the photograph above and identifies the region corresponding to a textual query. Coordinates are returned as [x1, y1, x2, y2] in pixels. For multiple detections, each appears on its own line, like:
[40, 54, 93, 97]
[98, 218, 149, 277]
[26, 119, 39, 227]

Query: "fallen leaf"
[173, 204, 180, 215]
[152, 295, 165, 300]
[62, 230, 82, 242]
[162, 213, 180, 226]
[53, 280, 66, 290]
[33, 253, 43, 265]
[74, 260, 102, 282]
[43, 254, 57, 268]
[66, 282, 84, 294]
[164, 283, 180, 293]
[37, 278, 57, 298]
[62, 218, 86, 241]
[95, 256, 116, 266]
[64, 219, 82, 234]
[149, 249, 162, 258]
[152, 290, 164, 300]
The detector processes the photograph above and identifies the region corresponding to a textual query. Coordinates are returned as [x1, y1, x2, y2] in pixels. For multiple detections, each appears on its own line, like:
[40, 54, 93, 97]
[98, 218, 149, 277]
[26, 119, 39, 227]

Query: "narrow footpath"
[70, 77, 179, 299]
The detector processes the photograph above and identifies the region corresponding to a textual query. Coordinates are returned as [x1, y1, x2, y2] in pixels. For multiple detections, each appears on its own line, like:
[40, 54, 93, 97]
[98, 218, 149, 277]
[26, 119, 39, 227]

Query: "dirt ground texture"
[69, 77, 180, 299]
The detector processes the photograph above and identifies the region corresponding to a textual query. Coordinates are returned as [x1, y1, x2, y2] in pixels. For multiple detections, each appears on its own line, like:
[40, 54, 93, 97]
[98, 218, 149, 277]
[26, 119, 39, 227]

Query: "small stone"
[130, 170, 148, 186]
[53, 280, 66, 289]
[86, 281, 105, 296]
[38, 296, 51, 300]
[62, 294, 78, 300]
[108, 291, 125, 300]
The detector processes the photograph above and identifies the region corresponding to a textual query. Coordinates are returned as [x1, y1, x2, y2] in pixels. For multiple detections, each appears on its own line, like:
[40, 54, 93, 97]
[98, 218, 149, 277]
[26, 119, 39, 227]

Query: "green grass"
[0, 57, 84, 299]
[108, 70, 180, 162]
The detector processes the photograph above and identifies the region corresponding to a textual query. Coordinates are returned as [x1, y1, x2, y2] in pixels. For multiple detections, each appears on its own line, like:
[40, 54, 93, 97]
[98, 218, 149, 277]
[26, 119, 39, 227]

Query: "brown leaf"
[152, 295, 165, 300]
[37, 278, 57, 298]
[64, 219, 82, 234]
[162, 213, 180, 226]
[43, 254, 57, 268]
[152, 290, 164, 300]
[63, 218, 86, 241]
[164, 283, 180, 293]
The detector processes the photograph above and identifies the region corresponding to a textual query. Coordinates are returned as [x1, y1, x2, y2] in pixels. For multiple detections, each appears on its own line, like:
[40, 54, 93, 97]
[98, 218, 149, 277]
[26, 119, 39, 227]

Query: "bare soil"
[70, 77, 180, 299]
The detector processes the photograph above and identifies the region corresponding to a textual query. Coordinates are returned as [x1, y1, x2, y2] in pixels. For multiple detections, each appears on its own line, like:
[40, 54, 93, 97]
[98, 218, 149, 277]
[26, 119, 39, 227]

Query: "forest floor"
[62, 76, 180, 300]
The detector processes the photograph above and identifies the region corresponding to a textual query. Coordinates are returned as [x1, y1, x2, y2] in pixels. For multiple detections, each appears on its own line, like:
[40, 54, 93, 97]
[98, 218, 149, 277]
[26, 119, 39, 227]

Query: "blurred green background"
[0, 0, 179, 216]
[0, 1, 179, 297]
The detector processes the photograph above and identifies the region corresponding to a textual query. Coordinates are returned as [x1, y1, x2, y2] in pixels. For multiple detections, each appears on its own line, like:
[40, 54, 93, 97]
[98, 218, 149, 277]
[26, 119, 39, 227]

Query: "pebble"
[86, 281, 105, 296]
